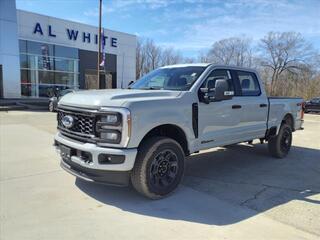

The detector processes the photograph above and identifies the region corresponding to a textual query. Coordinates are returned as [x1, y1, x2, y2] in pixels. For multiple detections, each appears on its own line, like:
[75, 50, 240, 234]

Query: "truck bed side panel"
[268, 97, 303, 132]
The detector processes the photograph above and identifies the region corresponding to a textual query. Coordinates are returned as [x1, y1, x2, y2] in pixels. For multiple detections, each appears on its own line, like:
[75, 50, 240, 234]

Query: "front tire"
[268, 124, 292, 158]
[131, 137, 185, 199]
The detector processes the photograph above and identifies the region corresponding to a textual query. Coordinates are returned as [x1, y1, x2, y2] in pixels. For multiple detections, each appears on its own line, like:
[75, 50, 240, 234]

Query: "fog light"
[98, 154, 125, 164]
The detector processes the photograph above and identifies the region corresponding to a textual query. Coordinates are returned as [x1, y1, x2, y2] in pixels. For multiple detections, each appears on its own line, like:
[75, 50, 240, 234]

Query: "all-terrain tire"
[131, 137, 185, 199]
[268, 124, 292, 158]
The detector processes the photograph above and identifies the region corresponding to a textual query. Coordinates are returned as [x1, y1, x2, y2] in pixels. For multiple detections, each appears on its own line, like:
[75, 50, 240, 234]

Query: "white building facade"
[0, 0, 136, 98]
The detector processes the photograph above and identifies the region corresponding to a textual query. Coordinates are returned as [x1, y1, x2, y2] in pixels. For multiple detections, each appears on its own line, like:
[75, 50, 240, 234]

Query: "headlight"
[100, 113, 121, 126]
[100, 130, 121, 144]
[97, 107, 131, 147]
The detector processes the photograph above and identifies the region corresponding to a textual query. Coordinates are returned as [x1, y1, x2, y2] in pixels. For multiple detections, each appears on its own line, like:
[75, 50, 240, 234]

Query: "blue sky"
[16, 0, 320, 58]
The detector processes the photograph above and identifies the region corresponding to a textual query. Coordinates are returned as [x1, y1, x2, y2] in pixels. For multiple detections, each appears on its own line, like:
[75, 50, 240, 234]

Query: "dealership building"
[0, 0, 136, 98]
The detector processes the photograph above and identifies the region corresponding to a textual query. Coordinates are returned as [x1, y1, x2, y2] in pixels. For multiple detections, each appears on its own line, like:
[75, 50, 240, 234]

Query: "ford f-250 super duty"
[54, 64, 304, 199]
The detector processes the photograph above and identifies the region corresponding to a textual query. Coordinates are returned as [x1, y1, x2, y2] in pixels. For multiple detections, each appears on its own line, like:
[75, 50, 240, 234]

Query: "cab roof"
[160, 63, 258, 73]
[160, 63, 211, 68]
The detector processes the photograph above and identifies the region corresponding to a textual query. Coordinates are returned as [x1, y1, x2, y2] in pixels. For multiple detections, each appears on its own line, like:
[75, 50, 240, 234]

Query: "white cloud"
[84, 0, 172, 16]
[157, 0, 320, 53]
[82, 0, 320, 56]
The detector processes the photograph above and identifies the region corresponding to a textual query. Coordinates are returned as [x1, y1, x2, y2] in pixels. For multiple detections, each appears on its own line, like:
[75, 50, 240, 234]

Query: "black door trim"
[192, 103, 198, 138]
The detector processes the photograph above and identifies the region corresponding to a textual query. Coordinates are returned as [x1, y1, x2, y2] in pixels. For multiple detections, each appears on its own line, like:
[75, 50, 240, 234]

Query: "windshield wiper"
[140, 87, 162, 90]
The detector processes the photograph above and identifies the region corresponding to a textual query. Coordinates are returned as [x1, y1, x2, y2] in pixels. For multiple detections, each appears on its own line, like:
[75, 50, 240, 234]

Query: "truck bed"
[267, 97, 304, 132]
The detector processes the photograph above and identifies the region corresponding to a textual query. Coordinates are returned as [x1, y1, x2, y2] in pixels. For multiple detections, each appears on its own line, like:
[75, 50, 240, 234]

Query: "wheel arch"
[266, 113, 294, 139]
[282, 113, 294, 131]
[138, 124, 189, 156]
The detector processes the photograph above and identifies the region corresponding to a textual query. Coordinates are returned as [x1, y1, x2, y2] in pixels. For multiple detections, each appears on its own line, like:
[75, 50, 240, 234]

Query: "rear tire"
[268, 124, 292, 158]
[131, 137, 185, 199]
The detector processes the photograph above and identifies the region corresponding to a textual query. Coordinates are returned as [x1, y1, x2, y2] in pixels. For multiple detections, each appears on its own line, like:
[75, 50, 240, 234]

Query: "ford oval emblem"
[62, 115, 74, 128]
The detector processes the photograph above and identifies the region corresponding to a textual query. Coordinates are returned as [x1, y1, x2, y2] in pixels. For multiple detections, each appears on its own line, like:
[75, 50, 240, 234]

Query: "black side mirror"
[128, 80, 135, 87]
[214, 79, 234, 101]
[200, 79, 234, 104]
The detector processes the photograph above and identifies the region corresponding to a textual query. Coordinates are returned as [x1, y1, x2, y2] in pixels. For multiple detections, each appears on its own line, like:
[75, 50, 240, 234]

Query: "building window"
[19, 40, 79, 97]
[54, 58, 74, 72]
[55, 45, 78, 59]
[19, 40, 27, 53]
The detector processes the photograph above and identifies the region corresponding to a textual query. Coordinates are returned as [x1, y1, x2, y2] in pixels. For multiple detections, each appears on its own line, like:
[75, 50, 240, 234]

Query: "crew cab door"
[197, 69, 244, 149]
[232, 70, 268, 140]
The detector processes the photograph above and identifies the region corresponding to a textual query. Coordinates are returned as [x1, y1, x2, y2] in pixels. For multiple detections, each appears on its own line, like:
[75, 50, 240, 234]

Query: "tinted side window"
[236, 71, 261, 96]
[201, 69, 234, 91]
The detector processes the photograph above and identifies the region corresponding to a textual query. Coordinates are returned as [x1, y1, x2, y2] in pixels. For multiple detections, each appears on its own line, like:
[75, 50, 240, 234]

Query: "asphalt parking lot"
[0, 111, 319, 240]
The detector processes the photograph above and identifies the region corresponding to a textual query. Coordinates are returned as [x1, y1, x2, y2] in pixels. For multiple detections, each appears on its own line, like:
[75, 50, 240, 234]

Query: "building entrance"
[84, 69, 113, 90]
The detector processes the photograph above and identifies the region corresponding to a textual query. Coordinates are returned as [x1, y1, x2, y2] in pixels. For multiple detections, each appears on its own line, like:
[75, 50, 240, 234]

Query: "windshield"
[59, 89, 73, 97]
[130, 66, 206, 91]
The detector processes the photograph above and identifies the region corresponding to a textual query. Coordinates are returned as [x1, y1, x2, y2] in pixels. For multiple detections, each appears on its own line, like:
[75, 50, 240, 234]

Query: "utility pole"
[97, 0, 102, 87]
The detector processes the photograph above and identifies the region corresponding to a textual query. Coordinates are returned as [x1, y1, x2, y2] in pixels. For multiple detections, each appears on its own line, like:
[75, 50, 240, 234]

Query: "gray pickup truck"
[54, 64, 304, 199]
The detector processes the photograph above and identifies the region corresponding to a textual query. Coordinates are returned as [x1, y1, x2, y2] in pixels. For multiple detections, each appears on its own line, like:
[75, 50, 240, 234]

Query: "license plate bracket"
[60, 145, 72, 161]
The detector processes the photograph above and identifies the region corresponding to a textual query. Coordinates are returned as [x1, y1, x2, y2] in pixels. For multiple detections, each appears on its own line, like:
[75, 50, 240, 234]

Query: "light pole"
[97, 0, 102, 87]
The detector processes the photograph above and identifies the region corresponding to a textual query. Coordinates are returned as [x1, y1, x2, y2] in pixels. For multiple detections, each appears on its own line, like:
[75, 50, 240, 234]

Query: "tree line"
[136, 32, 320, 99]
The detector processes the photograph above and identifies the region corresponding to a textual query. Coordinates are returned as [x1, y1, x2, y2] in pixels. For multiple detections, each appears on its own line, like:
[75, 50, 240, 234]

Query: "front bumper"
[54, 132, 137, 186]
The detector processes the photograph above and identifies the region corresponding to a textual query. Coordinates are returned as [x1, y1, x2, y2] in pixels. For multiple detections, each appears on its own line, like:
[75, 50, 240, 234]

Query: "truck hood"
[58, 89, 182, 109]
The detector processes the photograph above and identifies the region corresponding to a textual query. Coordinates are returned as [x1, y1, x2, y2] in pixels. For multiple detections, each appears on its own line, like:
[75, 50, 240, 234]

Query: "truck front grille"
[57, 108, 96, 140]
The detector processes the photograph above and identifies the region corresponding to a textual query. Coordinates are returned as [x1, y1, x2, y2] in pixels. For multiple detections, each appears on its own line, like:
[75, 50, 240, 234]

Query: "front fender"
[126, 99, 195, 151]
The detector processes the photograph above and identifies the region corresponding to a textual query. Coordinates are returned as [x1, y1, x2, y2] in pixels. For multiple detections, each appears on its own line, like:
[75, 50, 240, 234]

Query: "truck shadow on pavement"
[76, 143, 320, 225]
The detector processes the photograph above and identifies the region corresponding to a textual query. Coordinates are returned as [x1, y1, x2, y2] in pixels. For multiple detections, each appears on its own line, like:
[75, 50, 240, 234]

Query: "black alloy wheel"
[280, 128, 292, 154]
[149, 149, 179, 191]
[131, 137, 185, 199]
[268, 124, 292, 158]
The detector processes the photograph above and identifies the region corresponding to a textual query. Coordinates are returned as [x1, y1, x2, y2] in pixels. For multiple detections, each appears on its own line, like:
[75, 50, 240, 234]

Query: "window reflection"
[55, 45, 78, 58]
[21, 84, 37, 97]
[27, 41, 54, 56]
[55, 72, 74, 85]
[38, 71, 54, 84]
[54, 58, 74, 72]
[19, 40, 79, 97]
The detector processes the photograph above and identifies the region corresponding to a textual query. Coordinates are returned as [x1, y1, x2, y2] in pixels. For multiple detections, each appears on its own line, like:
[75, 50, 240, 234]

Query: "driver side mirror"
[200, 79, 234, 104]
[128, 80, 135, 87]
[214, 79, 234, 101]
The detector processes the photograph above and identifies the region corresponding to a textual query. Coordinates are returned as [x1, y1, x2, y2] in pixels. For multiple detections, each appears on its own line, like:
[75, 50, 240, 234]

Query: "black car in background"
[49, 89, 75, 112]
[304, 97, 320, 113]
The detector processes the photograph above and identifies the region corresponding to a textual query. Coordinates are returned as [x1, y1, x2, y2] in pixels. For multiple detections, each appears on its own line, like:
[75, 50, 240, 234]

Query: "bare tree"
[259, 32, 314, 95]
[136, 34, 319, 100]
[198, 51, 210, 63]
[183, 57, 196, 63]
[206, 37, 254, 67]
[145, 39, 162, 71]
[161, 47, 183, 66]
[136, 38, 146, 79]
[136, 38, 162, 79]
[136, 38, 187, 79]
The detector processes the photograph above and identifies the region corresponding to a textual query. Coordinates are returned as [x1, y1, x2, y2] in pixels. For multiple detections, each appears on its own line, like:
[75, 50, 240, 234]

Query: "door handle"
[260, 104, 268, 108]
[232, 105, 242, 109]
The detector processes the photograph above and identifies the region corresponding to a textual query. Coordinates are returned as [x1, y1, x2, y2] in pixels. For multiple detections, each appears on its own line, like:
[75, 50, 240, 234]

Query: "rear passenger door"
[232, 70, 268, 140]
